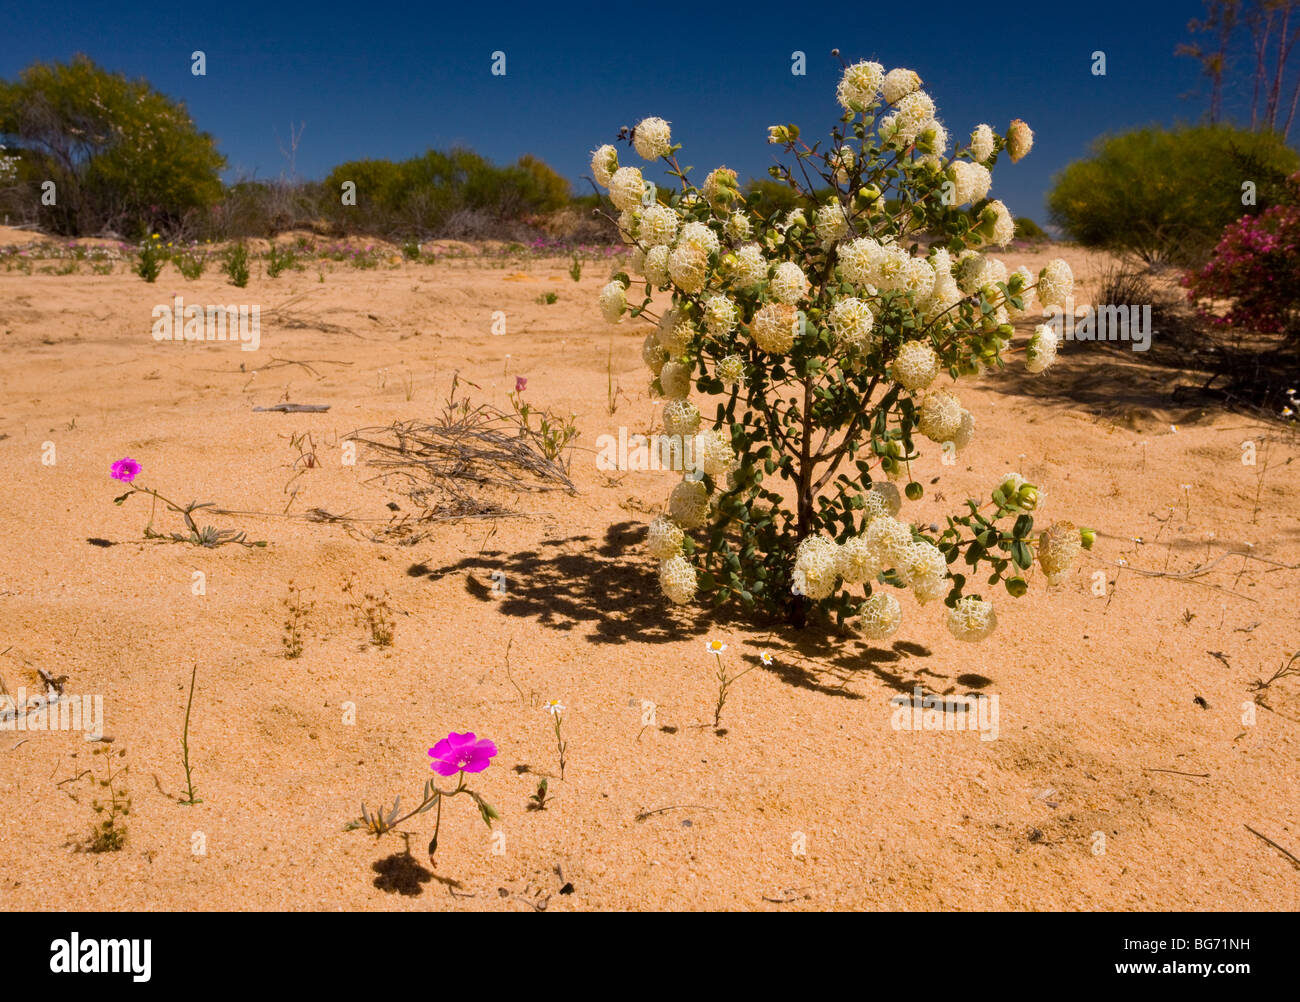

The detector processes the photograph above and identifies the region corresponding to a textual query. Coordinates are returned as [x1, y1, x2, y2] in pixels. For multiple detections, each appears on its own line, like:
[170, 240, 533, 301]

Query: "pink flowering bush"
[1183, 173, 1300, 335]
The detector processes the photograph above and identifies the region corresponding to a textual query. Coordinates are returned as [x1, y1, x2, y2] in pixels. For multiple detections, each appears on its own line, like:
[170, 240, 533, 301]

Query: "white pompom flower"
[829, 297, 876, 351]
[667, 243, 709, 293]
[677, 220, 720, 256]
[608, 166, 645, 212]
[838, 236, 883, 288]
[642, 333, 668, 376]
[1007, 119, 1034, 162]
[1037, 259, 1074, 309]
[599, 280, 627, 323]
[946, 596, 997, 642]
[838, 535, 883, 585]
[637, 204, 678, 246]
[703, 295, 738, 337]
[644, 245, 670, 286]
[668, 478, 709, 528]
[658, 360, 693, 399]
[663, 399, 702, 438]
[970, 124, 995, 164]
[983, 199, 1015, 248]
[1025, 324, 1060, 374]
[729, 244, 768, 288]
[893, 340, 940, 391]
[659, 555, 698, 604]
[750, 303, 800, 354]
[633, 117, 672, 160]
[918, 389, 964, 444]
[770, 261, 809, 305]
[590, 145, 619, 187]
[793, 536, 841, 599]
[646, 516, 685, 559]
[859, 592, 903, 639]
[837, 61, 885, 111]
[882, 68, 922, 105]
[716, 354, 744, 388]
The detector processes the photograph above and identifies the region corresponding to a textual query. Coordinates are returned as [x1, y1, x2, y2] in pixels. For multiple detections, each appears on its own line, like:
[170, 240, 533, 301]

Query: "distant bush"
[1048, 125, 1299, 266]
[1013, 216, 1048, 242]
[321, 147, 571, 237]
[0, 55, 225, 237]
[1183, 172, 1300, 334]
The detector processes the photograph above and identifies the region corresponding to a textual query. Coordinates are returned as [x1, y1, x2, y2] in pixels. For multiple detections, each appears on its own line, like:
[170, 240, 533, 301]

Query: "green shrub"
[136, 235, 165, 282]
[1048, 125, 1299, 266]
[223, 242, 249, 287]
[266, 243, 297, 277]
[1013, 216, 1048, 242]
[0, 55, 225, 237]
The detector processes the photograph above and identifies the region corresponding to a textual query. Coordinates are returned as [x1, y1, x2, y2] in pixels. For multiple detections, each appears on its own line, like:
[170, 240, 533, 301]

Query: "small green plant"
[179, 663, 202, 806]
[110, 456, 267, 548]
[84, 747, 130, 852]
[136, 234, 165, 283]
[344, 577, 395, 647]
[224, 241, 250, 287]
[282, 582, 312, 659]
[402, 240, 422, 260]
[544, 700, 568, 779]
[569, 255, 582, 282]
[507, 377, 579, 468]
[536, 291, 558, 305]
[705, 640, 759, 729]
[606, 344, 623, 415]
[348, 732, 500, 865]
[266, 243, 298, 278]
[528, 777, 550, 811]
[174, 244, 207, 279]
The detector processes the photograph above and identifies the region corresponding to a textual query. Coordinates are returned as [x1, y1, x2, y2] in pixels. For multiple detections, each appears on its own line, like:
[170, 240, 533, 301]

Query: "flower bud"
[1080, 527, 1096, 550]
[1016, 485, 1040, 510]
[1005, 576, 1028, 597]
[905, 481, 924, 501]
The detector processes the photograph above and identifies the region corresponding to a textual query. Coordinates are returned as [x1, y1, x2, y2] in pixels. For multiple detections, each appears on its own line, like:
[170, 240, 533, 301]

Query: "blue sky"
[1, 1, 1282, 225]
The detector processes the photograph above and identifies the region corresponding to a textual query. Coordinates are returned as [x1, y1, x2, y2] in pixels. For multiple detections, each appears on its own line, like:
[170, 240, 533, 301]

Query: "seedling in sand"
[528, 777, 550, 811]
[569, 255, 582, 282]
[343, 577, 395, 647]
[282, 582, 312, 659]
[545, 699, 568, 779]
[179, 663, 202, 806]
[84, 746, 130, 852]
[706, 640, 759, 730]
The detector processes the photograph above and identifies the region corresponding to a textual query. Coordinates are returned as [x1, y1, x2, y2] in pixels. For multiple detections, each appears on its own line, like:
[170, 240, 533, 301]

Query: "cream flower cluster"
[591, 75, 1066, 636]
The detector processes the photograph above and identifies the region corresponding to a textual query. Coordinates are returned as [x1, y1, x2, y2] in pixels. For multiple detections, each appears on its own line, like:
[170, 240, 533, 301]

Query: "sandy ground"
[0, 231, 1296, 911]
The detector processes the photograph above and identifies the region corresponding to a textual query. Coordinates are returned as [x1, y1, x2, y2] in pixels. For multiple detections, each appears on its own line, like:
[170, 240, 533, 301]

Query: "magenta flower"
[428, 732, 497, 776]
[515, 376, 527, 393]
[110, 457, 141, 483]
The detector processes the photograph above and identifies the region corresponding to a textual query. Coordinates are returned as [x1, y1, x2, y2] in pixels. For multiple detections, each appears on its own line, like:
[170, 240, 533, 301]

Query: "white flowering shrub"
[0, 145, 19, 186]
[590, 54, 1093, 634]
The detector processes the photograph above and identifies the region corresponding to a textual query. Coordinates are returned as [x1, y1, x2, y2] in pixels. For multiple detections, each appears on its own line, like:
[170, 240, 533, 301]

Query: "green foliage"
[135, 235, 164, 282]
[173, 243, 207, 279]
[323, 147, 571, 235]
[266, 243, 298, 277]
[1013, 216, 1048, 242]
[224, 241, 250, 287]
[1048, 125, 1300, 265]
[0, 55, 225, 237]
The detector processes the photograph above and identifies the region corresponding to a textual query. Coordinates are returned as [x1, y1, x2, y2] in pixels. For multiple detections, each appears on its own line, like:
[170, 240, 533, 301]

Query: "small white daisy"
[545, 699, 565, 715]
[706, 640, 728, 655]
[760, 652, 774, 666]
